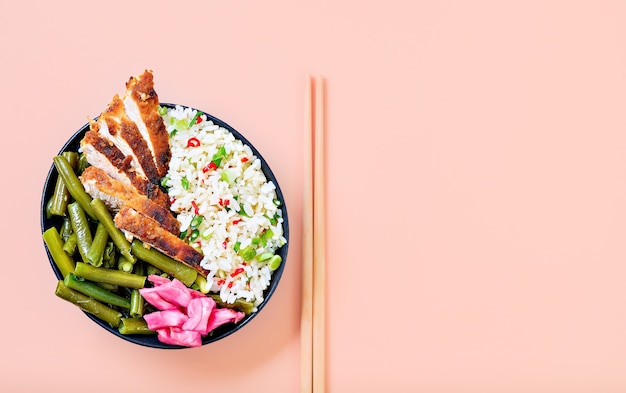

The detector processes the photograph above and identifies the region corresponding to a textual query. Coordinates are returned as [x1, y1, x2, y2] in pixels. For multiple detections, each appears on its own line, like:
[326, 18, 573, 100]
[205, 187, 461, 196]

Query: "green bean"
[48, 152, 79, 217]
[208, 294, 254, 315]
[133, 262, 146, 276]
[130, 240, 197, 286]
[53, 155, 96, 219]
[117, 256, 133, 273]
[63, 151, 79, 169]
[145, 265, 162, 277]
[97, 282, 119, 292]
[64, 273, 130, 309]
[129, 289, 144, 318]
[48, 177, 70, 216]
[60, 217, 73, 242]
[45, 197, 53, 219]
[90, 198, 135, 264]
[77, 152, 89, 175]
[75, 262, 146, 289]
[118, 318, 156, 335]
[62, 232, 78, 256]
[194, 274, 210, 294]
[42, 227, 75, 278]
[87, 222, 108, 267]
[55, 280, 122, 328]
[102, 242, 116, 269]
[67, 202, 93, 263]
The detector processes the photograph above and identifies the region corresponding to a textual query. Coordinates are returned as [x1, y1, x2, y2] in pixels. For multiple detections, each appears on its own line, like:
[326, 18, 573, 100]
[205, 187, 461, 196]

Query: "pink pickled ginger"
[139, 275, 245, 347]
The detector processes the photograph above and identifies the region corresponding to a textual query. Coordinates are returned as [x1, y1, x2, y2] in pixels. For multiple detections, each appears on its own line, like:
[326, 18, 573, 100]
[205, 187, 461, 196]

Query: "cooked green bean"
[87, 222, 108, 267]
[62, 233, 78, 256]
[64, 273, 130, 309]
[145, 265, 162, 276]
[77, 152, 89, 174]
[53, 155, 96, 219]
[118, 318, 156, 335]
[67, 202, 93, 263]
[48, 152, 79, 217]
[42, 227, 75, 278]
[55, 280, 122, 328]
[194, 274, 210, 294]
[130, 240, 197, 286]
[90, 198, 135, 264]
[75, 262, 146, 289]
[60, 217, 73, 242]
[102, 242, 116, 269]
[208, 294, 254, 315]
[48, 177, 70, 217]
[129, 289, 144, 318]
[117, 256, 133, 273]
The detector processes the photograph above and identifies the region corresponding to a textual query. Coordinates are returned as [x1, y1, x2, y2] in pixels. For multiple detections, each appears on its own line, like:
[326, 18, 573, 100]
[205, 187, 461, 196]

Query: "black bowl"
[40, 103, 289, 349]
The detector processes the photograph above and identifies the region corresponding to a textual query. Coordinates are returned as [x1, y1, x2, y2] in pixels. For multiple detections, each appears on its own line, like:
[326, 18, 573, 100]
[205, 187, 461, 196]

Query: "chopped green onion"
[240, 246, 256, 261]
[190, 215, 203, 229]
[273, 199, 282, 206]
[169, 129, 178, 137]
[189, 229, 200, 242]
[268, 255, 282, 270]
[233, 241, 241, 253]
[181, 176, 189, 190]
[189, 111, 203, 127]
[251, 237, 260, 245]
[201, 229, 213, 240]
[160, 176, 170, 188]
[257, 252, 273, 261]
[158, 106, 167, 116]
[173, 118, 189, 131]
[221, 168, 237, 184]
[179, 230, 188, 240]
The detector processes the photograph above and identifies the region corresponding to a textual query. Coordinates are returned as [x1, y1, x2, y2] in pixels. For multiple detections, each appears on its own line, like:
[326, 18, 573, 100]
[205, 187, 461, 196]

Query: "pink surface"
[3, 0, 626, 391]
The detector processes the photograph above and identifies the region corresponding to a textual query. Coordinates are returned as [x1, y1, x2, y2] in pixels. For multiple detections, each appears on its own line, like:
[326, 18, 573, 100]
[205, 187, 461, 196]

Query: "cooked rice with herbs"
[161, 105, 286, 311]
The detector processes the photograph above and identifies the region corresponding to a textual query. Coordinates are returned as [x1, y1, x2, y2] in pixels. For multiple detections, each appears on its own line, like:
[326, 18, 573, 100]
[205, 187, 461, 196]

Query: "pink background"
[2, 0, 626, 391]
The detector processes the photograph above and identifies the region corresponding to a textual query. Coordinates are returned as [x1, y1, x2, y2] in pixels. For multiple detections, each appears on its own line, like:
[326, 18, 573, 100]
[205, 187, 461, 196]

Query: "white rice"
[162, 105, 286, 311]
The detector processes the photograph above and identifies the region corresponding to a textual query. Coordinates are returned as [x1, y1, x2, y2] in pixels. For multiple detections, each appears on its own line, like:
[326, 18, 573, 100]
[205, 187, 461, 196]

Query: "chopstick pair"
[301, 75, 326, 393]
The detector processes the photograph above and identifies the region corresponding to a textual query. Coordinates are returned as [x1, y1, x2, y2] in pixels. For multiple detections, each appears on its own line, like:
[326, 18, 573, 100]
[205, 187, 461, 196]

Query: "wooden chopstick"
[301, 75, 326, 393]
[300, 76, 314, 393]
[312, 75, 326, 393]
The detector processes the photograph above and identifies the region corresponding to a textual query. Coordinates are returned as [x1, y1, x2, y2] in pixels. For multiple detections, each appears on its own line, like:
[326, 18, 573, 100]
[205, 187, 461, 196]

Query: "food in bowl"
[41, 70, 288, 348]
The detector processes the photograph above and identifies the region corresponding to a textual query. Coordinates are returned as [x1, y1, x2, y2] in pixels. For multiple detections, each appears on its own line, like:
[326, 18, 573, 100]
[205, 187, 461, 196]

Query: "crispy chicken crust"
[114, 206, 208, 277]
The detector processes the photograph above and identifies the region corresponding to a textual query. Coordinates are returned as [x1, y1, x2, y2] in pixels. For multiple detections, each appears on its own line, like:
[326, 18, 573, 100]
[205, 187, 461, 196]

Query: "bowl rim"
[40, 102, 289, 349]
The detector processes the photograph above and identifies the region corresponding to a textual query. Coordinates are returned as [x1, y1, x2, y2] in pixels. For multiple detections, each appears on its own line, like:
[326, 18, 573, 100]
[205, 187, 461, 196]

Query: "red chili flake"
[202, 162, 218, 173]
[218, 198, 223, 206]
[241, 157, 249, 163]
[187, 137, 201, 147]
[232, 218, 242, 225]
[223, 199, 230, 206]
[217, 279, 225, 286]
[230, 267, 244, 277]
[196, 116, 203, 124]
[222, 240, 228, 249]
[228, 281, 234, 289]
[191, 200, 199, 215]
[170, 198, 177, 204]
[196, 241, 202, 248]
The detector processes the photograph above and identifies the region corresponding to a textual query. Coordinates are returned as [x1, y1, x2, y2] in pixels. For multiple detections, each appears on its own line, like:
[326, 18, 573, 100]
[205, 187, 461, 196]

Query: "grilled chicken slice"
[114, 206, 209, 277]
[123, 70, 171, 178]
[95, 94, 161, 183]
[80, 166, 180, 235]
[80, 130, 170, 209]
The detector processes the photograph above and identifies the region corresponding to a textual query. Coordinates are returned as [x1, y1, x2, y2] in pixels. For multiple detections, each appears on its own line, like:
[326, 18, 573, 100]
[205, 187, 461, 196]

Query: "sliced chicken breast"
[114, 206, 208, 277]
[123, 70, 171, 178]
[80, 166, 180, 235]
